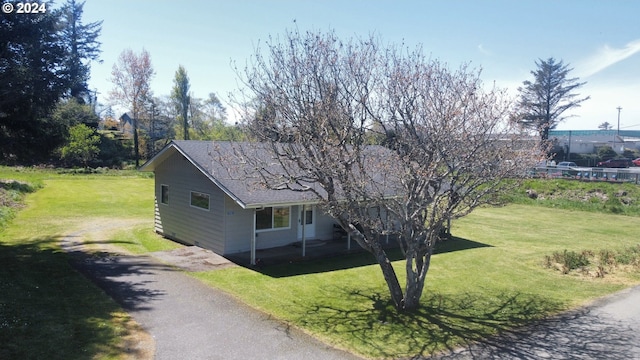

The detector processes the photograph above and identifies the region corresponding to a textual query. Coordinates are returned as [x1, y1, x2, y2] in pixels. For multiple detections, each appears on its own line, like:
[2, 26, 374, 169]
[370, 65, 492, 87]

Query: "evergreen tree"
[517, 58, 590, 141]
[59, 0, 102, 103]
[171, 65, 191, 140]
[0, 6, 69, 161]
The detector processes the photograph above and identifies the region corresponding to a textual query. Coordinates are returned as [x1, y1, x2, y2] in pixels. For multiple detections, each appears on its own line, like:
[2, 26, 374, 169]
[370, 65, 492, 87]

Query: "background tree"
[142, 96, 175, 156]
[237, 30, 543, 312]
[51, 98, 100, 129]
[171, 65, 191, 140]
[59, 0, 102, 103]
[60, 123, 101, 167]
[109, 48, 155, 167]
[598, 122, 613, 131]
[517, 58, 589, 141]
[0, 5, 70, 162]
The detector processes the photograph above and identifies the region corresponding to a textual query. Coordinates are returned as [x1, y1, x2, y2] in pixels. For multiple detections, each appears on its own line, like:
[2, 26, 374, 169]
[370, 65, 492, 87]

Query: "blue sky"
[81, 0, 640, 130]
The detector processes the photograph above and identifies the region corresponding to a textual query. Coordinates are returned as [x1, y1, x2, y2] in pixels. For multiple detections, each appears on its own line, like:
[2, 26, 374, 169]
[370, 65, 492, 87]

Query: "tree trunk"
[403, 250, 432, 311]
[133, 117, 140, 168]
[370, 241, 405, 310]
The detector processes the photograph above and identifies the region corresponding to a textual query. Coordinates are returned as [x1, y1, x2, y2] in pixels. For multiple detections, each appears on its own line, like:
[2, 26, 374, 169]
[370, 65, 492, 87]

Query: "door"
[297, 205, 316, 239]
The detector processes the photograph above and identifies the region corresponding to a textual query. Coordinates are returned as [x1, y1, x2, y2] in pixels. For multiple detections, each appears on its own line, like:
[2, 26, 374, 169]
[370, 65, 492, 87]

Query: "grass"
[0, 168, 157, 360]
[2, 167, 640, 359]
[507, 178, 640, 215]
[109, 224, 182, 254]
[192, 205, 640, 358]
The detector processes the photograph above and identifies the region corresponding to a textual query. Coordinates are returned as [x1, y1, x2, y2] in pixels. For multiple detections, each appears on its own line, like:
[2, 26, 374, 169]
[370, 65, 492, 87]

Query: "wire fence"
[530, 166, 640, 184]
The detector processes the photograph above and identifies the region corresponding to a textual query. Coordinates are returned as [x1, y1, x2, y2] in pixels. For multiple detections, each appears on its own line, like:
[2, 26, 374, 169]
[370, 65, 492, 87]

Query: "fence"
[531, 166, 640, 184]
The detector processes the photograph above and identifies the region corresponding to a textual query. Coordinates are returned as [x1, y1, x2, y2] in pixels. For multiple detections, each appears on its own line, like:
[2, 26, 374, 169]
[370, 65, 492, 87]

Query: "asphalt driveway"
[63, 230, 363, 360]
[432, 285, 640, 359]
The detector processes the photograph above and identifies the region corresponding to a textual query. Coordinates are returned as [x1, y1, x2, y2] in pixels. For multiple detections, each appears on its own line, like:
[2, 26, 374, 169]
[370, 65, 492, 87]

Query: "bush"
[546, 250, 590, 274]
[545, 245, 640, 277]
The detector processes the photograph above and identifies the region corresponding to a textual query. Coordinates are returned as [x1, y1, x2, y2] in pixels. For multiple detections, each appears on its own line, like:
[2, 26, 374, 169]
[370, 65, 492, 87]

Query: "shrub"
[547, 250, 590, 274]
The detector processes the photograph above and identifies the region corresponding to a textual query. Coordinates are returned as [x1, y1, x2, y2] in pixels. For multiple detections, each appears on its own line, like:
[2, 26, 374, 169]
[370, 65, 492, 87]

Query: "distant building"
[117, 113, 135, 136]
[118, 112, 173, 140]
[549, 130, 640, 155]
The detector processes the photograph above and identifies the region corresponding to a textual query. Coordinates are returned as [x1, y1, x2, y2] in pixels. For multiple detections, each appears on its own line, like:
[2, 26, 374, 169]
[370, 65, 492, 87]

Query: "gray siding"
[154, 151, 225, 254]
[224, 203, 310, 253]
[314, 207, 337, 240]
[255, 205, 297, 250]
[223, 196, 253, 253]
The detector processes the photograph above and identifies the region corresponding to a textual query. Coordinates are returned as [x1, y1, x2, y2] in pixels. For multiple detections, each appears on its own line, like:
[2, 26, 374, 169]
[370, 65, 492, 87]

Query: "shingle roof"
[141, 140, 401, 209]
[141, 140, 322, 208]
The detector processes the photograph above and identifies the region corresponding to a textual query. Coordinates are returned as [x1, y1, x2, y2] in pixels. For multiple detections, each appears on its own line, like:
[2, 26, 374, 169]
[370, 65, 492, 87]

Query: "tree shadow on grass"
[295, 287, 569, 359]
[0, 236, 173, 360]
[254, 236, 491, 278]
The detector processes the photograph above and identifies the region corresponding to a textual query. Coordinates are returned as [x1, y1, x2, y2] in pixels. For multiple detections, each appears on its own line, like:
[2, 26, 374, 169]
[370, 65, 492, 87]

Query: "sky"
[80, 0, 640, 130]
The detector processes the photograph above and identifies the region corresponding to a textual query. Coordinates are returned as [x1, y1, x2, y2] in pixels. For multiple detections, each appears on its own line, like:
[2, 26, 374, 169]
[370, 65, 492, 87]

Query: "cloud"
[575, 39, 640, 78]
[477, 43, 492, 56]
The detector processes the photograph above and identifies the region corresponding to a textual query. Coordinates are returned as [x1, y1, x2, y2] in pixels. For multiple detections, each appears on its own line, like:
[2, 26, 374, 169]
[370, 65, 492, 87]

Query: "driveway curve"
[62, 221, 363, 360]
[432, 285, 640, 359]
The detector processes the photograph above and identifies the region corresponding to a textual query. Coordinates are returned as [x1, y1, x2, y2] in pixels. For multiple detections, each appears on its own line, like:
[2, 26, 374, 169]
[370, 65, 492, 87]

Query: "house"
[118, 113, 135, 136]
[118, 112, 172, 141]
[140, 140, 369, 265]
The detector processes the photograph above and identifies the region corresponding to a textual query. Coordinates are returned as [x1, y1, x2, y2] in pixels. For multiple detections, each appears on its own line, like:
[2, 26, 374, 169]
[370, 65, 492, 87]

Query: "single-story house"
[140, 140, 374, 264]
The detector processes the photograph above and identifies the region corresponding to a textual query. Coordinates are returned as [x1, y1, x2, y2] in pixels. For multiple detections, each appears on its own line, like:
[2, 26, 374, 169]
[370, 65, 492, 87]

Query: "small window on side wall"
[161, 185, 169, 204]
[190, 191, 210, 210]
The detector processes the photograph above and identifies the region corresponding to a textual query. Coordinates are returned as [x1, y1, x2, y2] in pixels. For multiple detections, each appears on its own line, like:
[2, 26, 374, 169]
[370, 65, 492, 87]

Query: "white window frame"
[255, 206, 291, 232]
[190, 191, 210, 211]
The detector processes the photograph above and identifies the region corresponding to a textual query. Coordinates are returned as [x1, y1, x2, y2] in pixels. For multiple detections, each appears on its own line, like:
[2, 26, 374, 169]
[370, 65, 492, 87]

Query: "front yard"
[1, 167, 639, 359]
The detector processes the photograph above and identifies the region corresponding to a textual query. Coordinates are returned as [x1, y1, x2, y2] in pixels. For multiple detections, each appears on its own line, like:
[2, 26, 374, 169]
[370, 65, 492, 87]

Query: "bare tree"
[236, 29, 543, 312]
[517, 58, 589, 141]
[109, 48, 154, 166]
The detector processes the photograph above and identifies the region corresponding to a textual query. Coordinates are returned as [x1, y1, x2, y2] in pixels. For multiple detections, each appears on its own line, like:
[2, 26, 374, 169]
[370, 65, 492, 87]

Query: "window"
[255, 206, 290, 231]
[190, 191, 210, 210]
[161, 185, 169, 204]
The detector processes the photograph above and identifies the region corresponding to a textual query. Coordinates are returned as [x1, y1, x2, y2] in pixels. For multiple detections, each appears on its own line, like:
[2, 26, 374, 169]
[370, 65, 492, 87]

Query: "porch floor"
[226, 236, 398, 267]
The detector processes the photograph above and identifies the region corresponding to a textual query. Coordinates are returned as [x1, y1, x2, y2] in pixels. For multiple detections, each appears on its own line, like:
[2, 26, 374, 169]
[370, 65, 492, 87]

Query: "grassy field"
[1, 167, 640, 359]
[0, 167, 158, 360]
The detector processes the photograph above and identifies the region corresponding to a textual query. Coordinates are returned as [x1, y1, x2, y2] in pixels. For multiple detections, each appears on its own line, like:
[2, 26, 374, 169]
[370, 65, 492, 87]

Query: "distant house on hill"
[118, 112, 173, 141]
[118, 113, 135, 137]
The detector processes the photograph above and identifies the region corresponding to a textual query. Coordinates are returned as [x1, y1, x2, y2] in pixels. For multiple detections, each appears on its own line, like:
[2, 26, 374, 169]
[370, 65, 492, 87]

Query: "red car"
[597, 158, 633, 168]
[633, 158, 640, 166]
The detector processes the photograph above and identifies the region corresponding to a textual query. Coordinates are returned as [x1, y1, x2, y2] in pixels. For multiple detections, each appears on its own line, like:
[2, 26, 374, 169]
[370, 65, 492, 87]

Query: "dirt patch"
[535, 188, 610, 202]
[150, 246, 235, 272]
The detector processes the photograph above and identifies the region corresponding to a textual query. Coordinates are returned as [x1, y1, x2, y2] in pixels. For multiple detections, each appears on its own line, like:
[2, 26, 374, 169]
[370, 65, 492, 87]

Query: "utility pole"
[616, 106, 622, 153]
[617, 106, 622, 135]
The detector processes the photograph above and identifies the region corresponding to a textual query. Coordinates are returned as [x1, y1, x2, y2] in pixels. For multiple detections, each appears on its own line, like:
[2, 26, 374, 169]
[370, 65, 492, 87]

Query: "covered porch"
[228, 234, 400, 267]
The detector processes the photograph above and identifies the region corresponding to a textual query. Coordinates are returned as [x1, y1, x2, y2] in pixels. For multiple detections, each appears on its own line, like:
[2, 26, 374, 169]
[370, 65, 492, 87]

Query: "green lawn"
[1, 168, 639, 359]
[193, 205, 640, 358]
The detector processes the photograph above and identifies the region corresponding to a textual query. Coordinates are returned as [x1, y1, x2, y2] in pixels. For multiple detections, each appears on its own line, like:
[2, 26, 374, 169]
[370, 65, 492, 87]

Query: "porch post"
[301, 204, 306, 257]
[251, 209, 256, 265]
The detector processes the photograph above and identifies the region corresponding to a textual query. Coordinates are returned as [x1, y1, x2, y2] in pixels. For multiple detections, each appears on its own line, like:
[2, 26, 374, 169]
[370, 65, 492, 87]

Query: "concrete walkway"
[62, 226, 363, 360]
